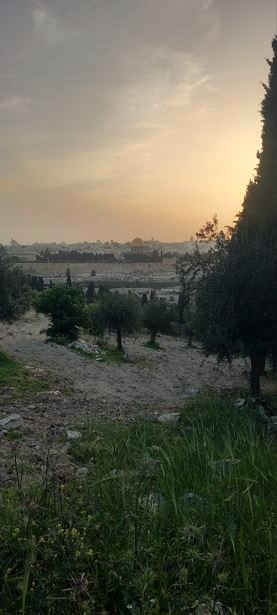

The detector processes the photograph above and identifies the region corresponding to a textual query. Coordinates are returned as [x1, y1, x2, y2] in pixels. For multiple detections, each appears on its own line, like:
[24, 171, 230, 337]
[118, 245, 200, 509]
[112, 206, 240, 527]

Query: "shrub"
[35, 285, 89, 342]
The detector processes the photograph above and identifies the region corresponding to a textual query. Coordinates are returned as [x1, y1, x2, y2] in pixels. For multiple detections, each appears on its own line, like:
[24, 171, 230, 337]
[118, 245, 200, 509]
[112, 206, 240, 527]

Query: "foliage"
[90, 292, 142, 350]
[195, 234, 277, 393]
[0, 247, 31, 323]
[35, 285, 89, 342]
[66, 267, 72, 287]
[0, 396, 276, 614]
[143, 299, 170, 344]
[85, 281, 96, 303]
[239, 36, 277, 232]
[28, 276, 44, 292]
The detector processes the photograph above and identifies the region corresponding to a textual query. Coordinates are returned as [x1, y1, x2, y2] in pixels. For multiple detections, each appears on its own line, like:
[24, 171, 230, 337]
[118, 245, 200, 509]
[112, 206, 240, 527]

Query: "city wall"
[20, 259, 176, 277]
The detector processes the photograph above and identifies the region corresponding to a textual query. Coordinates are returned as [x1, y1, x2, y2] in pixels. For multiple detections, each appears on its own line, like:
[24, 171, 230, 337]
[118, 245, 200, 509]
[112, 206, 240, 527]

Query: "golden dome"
[131, 237, 145, 248]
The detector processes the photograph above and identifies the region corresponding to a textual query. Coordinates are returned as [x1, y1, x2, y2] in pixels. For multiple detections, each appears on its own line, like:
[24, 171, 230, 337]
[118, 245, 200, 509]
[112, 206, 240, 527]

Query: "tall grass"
[0, 396, 276, 614]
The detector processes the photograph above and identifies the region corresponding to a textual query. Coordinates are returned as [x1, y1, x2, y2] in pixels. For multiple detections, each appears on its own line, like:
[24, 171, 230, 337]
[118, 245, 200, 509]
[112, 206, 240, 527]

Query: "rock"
[258, 404, 268, 421]
[182, 492, 208, 509]
[68, 340, 99, 354]
[66, 429, 81, 441]
[234, 398, 245, 408]
[0, 414, 23, 431]
[183, 386, 200, 397]
[75, 467, 89, 479]
[158, 412, 180, 424]
[139, 492, 165, 512]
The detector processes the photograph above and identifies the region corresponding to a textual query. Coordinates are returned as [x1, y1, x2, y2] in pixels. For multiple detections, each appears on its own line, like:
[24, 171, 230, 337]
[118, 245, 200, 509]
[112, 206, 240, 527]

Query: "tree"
[143, 300, 170, 346]
[239, 37, 277, 233]
[91, 293, 141, 351]
[195, 234, 277, 395]
[35, 285, 89, 342]
[237, 36, 277, 373]
[98, 282, 109, 297]
[196, 214, 219, 241]
[86, 281, 96, 303]
[141, 292, 148, 306]
[66, 267, 72, 287]
[0, 247, 31, 323]
[28, 275, 44, 292]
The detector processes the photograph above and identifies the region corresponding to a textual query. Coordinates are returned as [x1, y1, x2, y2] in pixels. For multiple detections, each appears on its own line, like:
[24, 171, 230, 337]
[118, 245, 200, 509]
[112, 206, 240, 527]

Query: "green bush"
[35, 285, 89, 342]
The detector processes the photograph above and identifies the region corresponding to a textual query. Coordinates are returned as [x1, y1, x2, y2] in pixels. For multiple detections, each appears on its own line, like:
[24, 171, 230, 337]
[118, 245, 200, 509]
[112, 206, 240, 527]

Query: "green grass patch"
[0, 395, 276, 614]
[0, 351, 47, 394]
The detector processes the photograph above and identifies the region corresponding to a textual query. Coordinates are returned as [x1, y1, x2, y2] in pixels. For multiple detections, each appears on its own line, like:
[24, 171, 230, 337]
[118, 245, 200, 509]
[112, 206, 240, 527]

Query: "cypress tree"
[240, 36, 277, 231]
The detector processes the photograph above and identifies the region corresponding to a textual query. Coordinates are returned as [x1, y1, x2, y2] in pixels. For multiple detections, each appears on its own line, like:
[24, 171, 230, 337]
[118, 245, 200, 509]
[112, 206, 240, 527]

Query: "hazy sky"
[0, 0, 276, 243]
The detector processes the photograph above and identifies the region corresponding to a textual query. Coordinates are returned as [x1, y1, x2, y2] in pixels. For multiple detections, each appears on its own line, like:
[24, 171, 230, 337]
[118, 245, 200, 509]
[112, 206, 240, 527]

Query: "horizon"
[1, 1, 276, 243]
[5, 235, 199, 246]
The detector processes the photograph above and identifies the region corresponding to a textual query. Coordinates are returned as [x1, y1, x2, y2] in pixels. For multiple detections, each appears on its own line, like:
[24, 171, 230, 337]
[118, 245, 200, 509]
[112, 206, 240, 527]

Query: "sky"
[0, 0, 276, 244]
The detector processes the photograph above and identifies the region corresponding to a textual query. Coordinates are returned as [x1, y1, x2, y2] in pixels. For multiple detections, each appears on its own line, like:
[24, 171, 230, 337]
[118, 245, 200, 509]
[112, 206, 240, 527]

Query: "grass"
[0, 396, 276, 614]
[0, 351, 47, 394]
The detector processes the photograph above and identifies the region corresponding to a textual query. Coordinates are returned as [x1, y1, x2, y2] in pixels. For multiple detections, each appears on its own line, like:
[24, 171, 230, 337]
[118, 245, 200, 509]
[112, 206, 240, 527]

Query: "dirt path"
[0, 311, 248, 406]
[0, 312, 249, 487]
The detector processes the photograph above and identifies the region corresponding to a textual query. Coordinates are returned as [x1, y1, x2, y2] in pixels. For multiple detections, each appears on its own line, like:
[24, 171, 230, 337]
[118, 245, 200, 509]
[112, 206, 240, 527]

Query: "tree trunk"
[187, 332, 193, 348]
[117, 328, 123, 351]
[272, 348, 277, 374]
[151, 331, 156, 344]
[250, 353, 266, 396]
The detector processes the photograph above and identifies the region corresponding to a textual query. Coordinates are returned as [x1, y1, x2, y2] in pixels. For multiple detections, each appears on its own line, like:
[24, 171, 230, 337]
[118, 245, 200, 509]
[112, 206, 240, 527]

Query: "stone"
[66, 429, 81, 441]
[0, 414, 23, 431]
[158, 412, 180, 424]
[234, 398, 246, 408]
[75, 467, 89, 479]
[258, 404, 268, 421]
[182, 492, 208, 509]
[183, 386, 200, 397]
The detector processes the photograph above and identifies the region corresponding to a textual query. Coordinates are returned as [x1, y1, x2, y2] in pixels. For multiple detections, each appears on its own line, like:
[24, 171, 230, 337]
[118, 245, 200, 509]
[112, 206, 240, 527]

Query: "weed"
[0, 396, 276, 614]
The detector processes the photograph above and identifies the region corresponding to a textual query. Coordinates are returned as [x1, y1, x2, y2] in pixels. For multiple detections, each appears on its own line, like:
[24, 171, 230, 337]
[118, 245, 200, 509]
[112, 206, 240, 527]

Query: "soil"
[0, 311, 249, 487]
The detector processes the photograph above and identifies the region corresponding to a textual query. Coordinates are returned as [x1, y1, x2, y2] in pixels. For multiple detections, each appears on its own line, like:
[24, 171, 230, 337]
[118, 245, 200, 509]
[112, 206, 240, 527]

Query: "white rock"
[234, 398, 246, 408]
[183, 386, 200, 397]
[158, 412, 180, 424]
[66, 429, 81, 441]
[0, 414, 23, 431]
[75, 467, 89, 479]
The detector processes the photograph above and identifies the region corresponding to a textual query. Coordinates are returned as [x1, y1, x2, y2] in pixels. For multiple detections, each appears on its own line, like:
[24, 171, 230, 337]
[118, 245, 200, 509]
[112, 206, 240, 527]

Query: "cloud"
[19, 140, 153, 189]
[121, 48, 213, 126]
[0, 97, 31, 113]
[201, 0, 215, 10]
[32, 1, 71, 47]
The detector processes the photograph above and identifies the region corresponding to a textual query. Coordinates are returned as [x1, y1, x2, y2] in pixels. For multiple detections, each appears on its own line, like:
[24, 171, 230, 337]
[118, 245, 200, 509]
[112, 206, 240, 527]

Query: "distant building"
[130, 237, 145, 251]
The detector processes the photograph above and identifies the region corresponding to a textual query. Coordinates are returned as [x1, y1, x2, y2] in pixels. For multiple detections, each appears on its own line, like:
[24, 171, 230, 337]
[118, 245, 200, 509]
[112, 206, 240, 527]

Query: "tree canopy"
[35, 285, 89, 342]
[0, 247, 31, 323]
[91, 293, 142, 351]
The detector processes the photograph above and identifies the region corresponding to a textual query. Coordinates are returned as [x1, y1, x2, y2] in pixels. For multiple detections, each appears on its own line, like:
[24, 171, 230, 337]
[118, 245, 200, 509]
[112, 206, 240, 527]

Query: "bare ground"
[0, 311, 249, 487]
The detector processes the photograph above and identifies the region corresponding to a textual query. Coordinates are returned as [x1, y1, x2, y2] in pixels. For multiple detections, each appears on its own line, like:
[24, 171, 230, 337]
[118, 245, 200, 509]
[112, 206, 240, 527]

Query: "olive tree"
[91, 293, 142, 351]
[143, 299, 170, 346]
